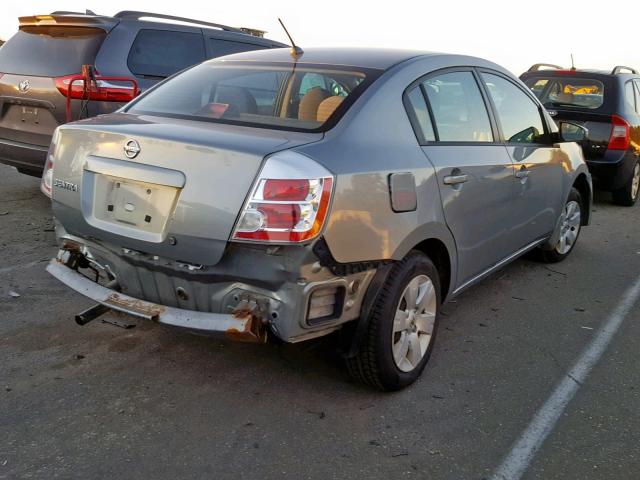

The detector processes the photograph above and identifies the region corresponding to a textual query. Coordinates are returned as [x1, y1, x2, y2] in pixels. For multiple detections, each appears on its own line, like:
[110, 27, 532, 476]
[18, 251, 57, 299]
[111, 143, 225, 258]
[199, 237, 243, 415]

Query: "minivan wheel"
[612, 161, 640, 206]
[346, 251, 440, 391]
[536, 187, 582, 263]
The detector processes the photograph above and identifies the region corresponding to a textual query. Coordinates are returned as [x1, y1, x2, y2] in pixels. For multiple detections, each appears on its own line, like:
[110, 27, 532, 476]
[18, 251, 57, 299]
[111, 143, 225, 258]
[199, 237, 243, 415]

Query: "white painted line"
[491, 275, 640, 480]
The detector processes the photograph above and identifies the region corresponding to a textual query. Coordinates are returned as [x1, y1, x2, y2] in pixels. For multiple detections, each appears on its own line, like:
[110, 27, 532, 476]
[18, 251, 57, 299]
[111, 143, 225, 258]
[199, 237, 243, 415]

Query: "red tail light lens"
[609, 115, 630, 151]
[263, 179, 310, 201]
[233, 152, 335, 243]
[54, 75, 138, 102]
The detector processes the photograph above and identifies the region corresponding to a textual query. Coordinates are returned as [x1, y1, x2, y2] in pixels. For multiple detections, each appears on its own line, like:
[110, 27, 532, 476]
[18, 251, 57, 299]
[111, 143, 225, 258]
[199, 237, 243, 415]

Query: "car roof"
[212, 47, 442, 70]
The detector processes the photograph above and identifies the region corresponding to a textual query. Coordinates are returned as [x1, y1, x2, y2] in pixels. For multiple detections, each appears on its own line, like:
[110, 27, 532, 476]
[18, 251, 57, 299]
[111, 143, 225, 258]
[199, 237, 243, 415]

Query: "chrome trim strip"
[452, 238, 546, 296]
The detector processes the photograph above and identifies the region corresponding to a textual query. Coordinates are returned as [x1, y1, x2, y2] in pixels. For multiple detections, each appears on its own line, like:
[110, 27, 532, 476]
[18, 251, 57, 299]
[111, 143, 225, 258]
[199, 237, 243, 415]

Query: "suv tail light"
[608, 115, 630, 150]
[232, 152, 334, 243]
[54, 75, 138, 102]
[41, 128, 59, 198]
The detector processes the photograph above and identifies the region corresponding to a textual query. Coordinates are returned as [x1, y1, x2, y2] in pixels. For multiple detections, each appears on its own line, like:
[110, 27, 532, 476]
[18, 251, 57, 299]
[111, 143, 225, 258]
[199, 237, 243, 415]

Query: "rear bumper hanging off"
[46, 259, 267, 342]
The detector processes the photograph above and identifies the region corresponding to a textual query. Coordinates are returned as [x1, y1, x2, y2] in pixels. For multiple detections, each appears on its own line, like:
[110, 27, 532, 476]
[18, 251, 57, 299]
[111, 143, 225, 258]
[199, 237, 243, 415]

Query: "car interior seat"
[215, 86, 258, 115]
[299, 87, 330, 121]
[317, 96, 344, 123]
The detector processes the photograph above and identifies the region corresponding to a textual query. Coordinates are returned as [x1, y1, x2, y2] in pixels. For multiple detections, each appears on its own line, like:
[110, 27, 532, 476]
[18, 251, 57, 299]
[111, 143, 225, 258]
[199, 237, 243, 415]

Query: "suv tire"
[612, 160, 640, 207]
[346, 251, 440, 391]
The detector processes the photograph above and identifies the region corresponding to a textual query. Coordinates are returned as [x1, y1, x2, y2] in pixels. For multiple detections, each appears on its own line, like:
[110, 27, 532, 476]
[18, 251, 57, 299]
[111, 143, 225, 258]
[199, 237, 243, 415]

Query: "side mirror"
[558, 121, 588, 143]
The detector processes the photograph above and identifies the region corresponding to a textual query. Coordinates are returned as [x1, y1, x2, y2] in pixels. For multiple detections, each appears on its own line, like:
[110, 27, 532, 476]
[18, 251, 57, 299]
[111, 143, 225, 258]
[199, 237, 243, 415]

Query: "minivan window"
[0, 26, 106, 77]
[128, 62, 375, 132]
[422, 71, 493, 142]
[524, 76, 605, 109]
[405, 86, 436, 142]
[208, 38, 266, 58]
[128, 30, 205, 78]
[482, 73, 546, 144]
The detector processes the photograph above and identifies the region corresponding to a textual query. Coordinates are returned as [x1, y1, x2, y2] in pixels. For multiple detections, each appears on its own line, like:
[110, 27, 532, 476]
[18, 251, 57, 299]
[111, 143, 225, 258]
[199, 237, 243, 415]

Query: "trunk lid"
[0, 18, 112, 146]
[549, 108, 613, 160]
[52, 113, 322, 265]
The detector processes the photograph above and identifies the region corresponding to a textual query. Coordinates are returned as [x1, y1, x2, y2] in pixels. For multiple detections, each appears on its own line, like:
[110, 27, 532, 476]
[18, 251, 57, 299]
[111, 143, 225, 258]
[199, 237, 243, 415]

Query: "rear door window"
[207, 38, 267, 59]
[482, 73, 546, 144]
[128, 29, 205, 78]
[422, 71, 494, 142]
[0, 26, 106, 77]
[405, 86, 436, 142]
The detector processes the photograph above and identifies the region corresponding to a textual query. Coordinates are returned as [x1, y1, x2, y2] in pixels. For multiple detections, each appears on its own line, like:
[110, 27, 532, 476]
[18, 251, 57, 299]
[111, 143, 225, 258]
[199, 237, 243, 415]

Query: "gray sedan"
[43, 47, 592, 390]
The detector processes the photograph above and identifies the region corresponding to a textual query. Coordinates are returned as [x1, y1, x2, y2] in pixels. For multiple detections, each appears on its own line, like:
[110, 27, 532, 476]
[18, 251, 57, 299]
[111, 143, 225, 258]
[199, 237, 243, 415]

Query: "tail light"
[41, 128, 59, 198]
[54, 75, 138, 102]
[232, 152, 334, 243]
[608, 115, 630, 151]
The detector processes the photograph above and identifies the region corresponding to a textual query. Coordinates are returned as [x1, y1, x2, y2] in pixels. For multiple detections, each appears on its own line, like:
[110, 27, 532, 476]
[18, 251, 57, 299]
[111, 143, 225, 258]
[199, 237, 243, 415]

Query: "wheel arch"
[411, 238, 452, 302]
[572, 172, 592, 226]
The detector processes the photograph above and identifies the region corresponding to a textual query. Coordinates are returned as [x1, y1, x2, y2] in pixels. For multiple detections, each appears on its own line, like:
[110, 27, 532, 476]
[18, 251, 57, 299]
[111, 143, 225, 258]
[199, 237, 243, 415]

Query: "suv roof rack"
[113, 11, 246, 34]
[527, 63, 563, 72]
[611, 65, 638, 75]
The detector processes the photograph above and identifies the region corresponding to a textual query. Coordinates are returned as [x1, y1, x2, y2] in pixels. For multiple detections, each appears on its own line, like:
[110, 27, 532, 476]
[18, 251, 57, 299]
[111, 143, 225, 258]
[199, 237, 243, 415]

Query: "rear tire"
[346, 251, 440, 391]
[536, 187, 582, 263]
[612, 160, 640, 207]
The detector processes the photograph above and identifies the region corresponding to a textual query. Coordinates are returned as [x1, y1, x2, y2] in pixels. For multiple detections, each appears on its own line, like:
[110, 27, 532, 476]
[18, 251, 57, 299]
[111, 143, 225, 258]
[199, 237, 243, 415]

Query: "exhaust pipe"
[75, 303, 111, 325]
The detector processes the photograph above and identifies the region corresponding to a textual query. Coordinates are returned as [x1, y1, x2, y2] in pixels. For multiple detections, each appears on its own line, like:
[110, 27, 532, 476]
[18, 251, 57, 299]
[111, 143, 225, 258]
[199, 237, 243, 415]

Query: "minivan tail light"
[54, 75, 139, 103]
[609, 115, 630, 150]
[232, 152, 334, 244]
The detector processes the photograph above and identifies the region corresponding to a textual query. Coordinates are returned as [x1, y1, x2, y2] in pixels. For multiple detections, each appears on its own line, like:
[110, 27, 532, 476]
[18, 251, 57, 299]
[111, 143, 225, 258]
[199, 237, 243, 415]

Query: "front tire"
[346, 252, 440, 391]
[612, 160, 640, 207]
[536, 187, 583, 263]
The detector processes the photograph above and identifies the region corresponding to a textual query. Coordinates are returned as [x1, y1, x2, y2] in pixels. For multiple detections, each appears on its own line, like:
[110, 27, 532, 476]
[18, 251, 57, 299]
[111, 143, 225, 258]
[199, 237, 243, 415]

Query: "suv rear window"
[524, 76, 605, 109]
[207, 38, 266, 58]
[0, 26, 106, 77]
[128, 30, 206, 78]
[127, 61, 377, 132]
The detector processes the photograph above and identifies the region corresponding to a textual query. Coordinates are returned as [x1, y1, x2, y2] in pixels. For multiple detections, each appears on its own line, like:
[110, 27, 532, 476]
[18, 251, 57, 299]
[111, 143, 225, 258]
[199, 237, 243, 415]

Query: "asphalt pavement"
[1, 164, 638, 479]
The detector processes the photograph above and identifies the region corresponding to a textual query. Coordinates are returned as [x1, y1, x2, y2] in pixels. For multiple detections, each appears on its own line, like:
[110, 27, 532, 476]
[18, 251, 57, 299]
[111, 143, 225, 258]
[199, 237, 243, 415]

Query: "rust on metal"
[105, 293, 165, 320]
[226, 301, 267, 344]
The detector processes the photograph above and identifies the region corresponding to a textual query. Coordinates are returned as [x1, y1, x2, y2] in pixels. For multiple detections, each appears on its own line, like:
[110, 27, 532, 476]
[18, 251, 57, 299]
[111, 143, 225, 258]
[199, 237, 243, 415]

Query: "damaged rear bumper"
[46, 259, 267, 342]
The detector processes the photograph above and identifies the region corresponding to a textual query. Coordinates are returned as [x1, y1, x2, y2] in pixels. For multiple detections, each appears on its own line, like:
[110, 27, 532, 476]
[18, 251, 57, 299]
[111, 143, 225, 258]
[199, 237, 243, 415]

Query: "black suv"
[0, 10, 285, 176]
[521, 64, 640, 206]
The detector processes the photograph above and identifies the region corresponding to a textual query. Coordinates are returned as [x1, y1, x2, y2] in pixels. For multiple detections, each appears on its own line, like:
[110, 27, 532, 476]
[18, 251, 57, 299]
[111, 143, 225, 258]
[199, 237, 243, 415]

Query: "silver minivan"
[44, 48, 592, 390]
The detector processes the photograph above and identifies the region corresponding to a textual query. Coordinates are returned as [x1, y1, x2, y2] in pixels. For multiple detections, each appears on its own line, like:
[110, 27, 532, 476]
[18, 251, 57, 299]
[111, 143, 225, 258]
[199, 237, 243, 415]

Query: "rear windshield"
[524, 76, 605, 109]
[127, 61, 378, 132]
[0, 26, 106, 77]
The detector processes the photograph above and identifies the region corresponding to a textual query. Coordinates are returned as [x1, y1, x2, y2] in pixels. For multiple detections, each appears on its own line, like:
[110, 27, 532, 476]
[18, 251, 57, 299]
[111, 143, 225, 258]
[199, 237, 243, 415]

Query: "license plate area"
[92, 175, 179, 237]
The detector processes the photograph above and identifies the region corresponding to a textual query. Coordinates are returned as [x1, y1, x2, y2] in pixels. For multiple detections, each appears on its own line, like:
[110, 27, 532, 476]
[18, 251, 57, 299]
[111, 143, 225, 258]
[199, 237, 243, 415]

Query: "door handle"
[443, 174, 469, 185]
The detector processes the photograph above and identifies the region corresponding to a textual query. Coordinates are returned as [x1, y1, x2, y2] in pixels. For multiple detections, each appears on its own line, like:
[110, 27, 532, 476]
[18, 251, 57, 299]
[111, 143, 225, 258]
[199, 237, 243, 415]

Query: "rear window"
[207, 38, 267, 59]
[128, 30, 206, 78]
[524, 76, 605, 109]
[0, 26, 105, 77]
[127, 61, 378, 132]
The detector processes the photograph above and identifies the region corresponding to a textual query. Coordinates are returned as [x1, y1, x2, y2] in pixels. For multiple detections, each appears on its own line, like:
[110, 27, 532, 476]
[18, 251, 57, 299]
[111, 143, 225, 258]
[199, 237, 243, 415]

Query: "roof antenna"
[570, 53, 576, 71]
[278, 18, 303, 60]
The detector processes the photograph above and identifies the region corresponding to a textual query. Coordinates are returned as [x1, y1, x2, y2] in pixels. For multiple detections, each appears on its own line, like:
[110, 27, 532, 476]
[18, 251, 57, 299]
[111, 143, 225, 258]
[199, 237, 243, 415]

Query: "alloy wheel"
[392, 275, 437, 372]
[555, 200, 581, 255]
